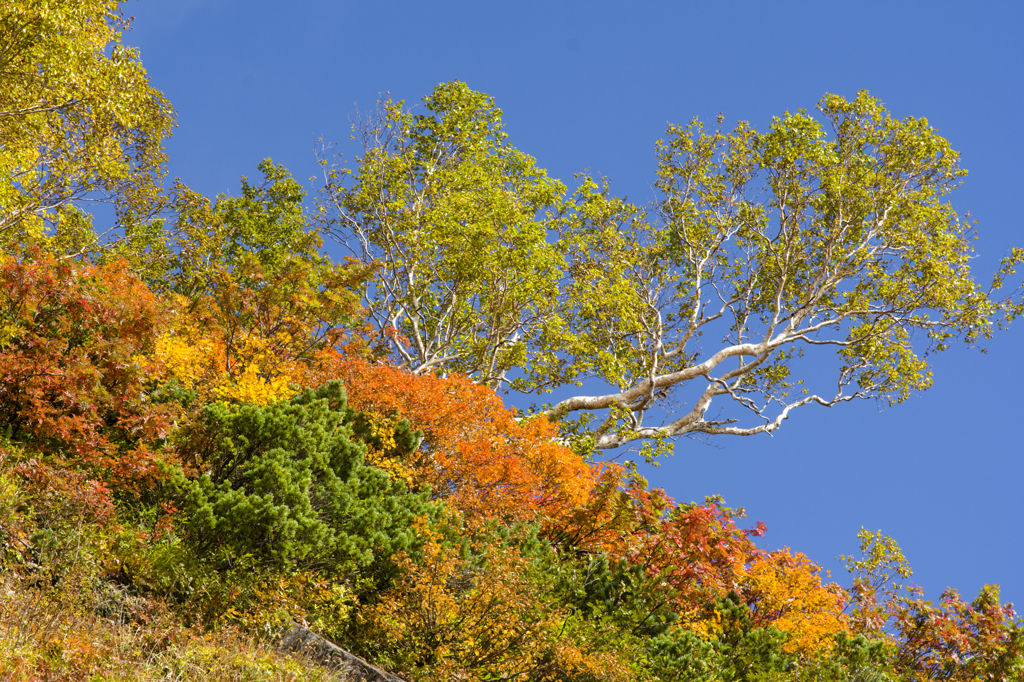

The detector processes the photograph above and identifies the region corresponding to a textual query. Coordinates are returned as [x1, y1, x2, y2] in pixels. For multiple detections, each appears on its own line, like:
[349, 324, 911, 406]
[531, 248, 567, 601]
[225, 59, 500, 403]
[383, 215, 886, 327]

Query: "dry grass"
[0, 447, 354, 681]
[0, 574, 347, 681]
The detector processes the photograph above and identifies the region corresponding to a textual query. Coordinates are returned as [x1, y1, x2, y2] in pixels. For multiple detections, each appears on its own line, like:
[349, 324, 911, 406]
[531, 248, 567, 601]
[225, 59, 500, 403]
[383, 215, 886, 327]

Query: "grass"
[0, 573, 347, 681]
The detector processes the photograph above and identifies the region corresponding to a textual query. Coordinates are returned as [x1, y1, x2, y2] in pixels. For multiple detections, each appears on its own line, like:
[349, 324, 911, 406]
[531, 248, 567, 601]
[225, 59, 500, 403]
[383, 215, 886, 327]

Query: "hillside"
[1, 2, 1023, 680]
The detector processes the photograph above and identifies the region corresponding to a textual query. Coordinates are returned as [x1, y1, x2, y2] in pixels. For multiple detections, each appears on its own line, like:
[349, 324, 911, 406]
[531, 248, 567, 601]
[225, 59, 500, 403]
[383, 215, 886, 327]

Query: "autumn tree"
[545, 92, 1022, 449]
[0, 253, 176, 502]
[892, 585, 1024, 680]
[0, 1, 363, 413]
[0, 0, 174, 247]
[316, 82, 566, 386]
[550, 468, 768, 623]
[310, 353, 593, 525]
[740, 548, 848, 656]
[321, 82, 1024, 451]
[351, 522, 637, 682]
[135, 161, 369, 408]
[841, 529, 1024, 679]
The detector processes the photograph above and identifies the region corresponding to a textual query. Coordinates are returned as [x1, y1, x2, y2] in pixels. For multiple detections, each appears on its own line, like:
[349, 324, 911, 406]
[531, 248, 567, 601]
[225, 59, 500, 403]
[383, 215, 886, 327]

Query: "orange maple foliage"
[549, 463, 673, 556]
[307, 353, 594, 525]
[0, 253, 177, 498]
[552, 465, 770, 623]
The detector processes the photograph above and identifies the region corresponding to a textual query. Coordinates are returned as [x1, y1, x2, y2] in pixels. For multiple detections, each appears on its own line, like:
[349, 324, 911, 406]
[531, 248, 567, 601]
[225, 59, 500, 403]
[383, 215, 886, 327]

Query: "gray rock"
[279, 624, 407, 682]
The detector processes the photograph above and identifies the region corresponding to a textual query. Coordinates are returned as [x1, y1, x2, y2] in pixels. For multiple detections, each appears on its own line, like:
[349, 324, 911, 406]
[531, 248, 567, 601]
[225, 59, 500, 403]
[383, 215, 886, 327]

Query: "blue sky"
[125, 1, 1024, 607]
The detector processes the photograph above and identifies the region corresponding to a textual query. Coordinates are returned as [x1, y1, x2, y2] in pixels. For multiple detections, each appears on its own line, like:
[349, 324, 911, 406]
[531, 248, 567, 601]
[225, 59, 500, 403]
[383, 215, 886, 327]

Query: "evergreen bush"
[171, 381, 435, 572]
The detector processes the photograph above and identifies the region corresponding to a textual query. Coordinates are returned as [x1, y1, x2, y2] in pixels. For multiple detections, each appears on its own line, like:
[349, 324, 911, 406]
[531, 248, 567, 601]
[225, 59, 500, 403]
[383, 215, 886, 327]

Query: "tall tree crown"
[0, 0, 175, 247]
[321, 84, 1022, 451]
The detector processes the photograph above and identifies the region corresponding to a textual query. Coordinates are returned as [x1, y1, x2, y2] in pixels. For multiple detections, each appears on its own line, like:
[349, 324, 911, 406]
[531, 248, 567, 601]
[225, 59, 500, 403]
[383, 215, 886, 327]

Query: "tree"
[145, 161, 369, 408]
[316, 81, 566, 387]
[309, 353, 594, 525]
[546, 92, 1015, 449]
[351, 522, 637, 682]
[150, 160, 340, 300]
[322, 83, 1023, 451]
[0, 252, 176, 500]
[551, 470, 769, 625]
[892, 585, 1024, 681]
[841, 530, 1024, 679]
[0, 0, 174, 246]
[741, 548, 848, 655]
[648, 593, 792, 682]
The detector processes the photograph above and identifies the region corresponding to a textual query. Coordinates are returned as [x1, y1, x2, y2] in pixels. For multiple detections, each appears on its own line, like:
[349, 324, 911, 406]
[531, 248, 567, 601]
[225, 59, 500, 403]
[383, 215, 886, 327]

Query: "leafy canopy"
[322, 83, 1024, 452]
[0, 0, 174, 246]
[318, 81, 566, 386]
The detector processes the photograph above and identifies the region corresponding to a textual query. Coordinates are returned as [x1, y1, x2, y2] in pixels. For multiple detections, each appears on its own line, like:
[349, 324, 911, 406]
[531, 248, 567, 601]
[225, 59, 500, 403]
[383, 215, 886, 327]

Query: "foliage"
[0, 575, 345, 681]
[645, 497, 766, 619]
[317, 81, 567, 386]
[127, 537, 358, 637]
[841, 529, 1024, 680]
[553, 467, 767, 623]
[2, 35, 1022, 682]
[542, 91, 1024, 449]
[563, 553, 680, 639]
[351, 521, 637, 682]
[0, 253, 177, 500]
[161, 160, 325, 297]
[0, 450, 31, 570]
[318, 82, 1024, 453]
[313, 353, 594, 525]
[891, 585, 1024, 681]
[648, 593, 792, 682]
[841, 528, 921, 637]
[0, 0, 174, 246]
[1, 447, 341, 682]
[170, 381, 436, 572]
[154, 256, 364, 409]
[742, 548, 848, 655]
[134, 161, 369, 409]
[751, 632, 898, 682]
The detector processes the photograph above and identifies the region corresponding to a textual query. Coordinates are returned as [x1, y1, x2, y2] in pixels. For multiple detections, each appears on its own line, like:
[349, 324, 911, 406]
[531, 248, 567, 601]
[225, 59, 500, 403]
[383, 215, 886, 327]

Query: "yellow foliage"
[214, 362, 293, 407]
[359, 412, 417, 487]
[155, 299, 298, 407]
[0, 321, 22, 350]
[741, 548, 849, 655]
[155, 332, 219, 391]
[355, 520, 633, 682]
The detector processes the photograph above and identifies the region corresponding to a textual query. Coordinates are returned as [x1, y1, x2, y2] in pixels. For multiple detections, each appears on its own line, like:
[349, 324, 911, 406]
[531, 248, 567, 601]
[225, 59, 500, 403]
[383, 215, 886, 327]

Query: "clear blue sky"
[125, 1, 1024, 607]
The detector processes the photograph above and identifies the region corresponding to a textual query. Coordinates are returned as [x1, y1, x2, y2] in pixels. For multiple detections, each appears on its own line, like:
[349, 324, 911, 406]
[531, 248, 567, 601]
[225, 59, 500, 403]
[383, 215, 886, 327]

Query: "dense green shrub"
[171, 381, 436, 572]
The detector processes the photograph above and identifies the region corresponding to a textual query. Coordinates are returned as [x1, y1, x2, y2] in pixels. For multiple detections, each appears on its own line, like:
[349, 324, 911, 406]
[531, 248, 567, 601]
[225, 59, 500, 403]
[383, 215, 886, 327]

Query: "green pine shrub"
[170, 381, 437, 573]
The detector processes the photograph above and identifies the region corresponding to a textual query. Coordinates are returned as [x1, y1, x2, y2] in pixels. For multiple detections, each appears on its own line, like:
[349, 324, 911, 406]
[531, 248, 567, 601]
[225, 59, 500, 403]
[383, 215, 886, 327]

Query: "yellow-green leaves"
[318, 85, 1012, 453]
[0, 0, 174, 246]
[542, 91, 1005, 450]
[318, 82, 566, 387]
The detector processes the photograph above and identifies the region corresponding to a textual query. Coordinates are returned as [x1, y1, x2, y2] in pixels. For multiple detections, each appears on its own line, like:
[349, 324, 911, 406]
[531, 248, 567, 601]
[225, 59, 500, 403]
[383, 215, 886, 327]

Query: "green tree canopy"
[317, 81, 567, 386]
[322, 83, 1024, 451]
